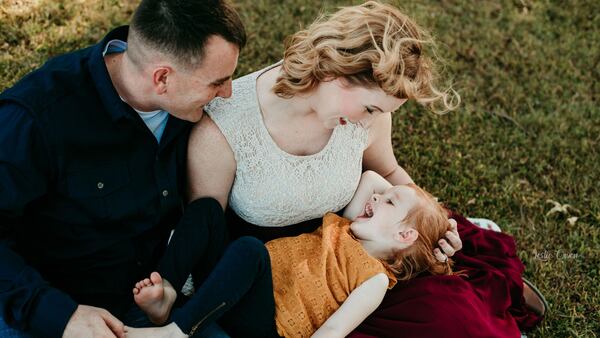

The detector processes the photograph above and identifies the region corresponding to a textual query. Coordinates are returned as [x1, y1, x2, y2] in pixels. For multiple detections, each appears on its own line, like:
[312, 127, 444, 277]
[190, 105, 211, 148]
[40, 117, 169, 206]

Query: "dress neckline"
[251, 63, 341, 159]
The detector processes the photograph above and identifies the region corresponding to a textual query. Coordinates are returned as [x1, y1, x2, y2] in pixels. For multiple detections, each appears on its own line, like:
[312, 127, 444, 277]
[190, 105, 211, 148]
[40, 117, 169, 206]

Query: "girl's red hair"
[385, 184, 454, 281]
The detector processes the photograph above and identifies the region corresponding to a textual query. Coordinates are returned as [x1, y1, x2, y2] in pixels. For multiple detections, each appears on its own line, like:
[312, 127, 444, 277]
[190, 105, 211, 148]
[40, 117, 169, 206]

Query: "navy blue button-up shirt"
[0, 26, 192, 337]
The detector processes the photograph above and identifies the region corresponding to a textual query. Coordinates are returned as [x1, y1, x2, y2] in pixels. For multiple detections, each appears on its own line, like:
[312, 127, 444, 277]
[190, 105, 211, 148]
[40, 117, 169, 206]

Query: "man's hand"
[434, 218, 463, 262]
[63, 305, 125, 338]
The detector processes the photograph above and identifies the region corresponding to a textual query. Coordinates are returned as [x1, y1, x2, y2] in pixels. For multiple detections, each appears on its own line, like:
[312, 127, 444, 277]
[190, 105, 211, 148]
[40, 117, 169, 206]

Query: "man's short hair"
[130, 0, 246, 68]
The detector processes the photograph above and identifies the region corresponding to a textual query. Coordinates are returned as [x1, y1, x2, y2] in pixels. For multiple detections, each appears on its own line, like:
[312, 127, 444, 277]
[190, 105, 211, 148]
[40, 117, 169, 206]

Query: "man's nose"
[217, 80, 233, 98]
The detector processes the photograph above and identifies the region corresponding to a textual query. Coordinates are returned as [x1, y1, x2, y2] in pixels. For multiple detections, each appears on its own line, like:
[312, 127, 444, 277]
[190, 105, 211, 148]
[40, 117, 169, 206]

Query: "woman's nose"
[371, 194, 380, 202]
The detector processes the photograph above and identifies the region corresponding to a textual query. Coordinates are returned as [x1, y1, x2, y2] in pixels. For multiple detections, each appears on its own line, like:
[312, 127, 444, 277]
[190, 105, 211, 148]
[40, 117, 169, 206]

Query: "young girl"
[125, 171, 454, 338]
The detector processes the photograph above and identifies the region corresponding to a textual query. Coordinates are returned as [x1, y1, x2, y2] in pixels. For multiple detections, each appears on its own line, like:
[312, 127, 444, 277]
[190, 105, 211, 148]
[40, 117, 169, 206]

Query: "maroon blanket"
[349, 211, 543, 338]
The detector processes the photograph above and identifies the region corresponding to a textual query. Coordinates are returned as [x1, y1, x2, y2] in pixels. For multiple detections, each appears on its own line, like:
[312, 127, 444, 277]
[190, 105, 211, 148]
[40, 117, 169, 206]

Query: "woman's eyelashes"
[365, 106, 374, 114]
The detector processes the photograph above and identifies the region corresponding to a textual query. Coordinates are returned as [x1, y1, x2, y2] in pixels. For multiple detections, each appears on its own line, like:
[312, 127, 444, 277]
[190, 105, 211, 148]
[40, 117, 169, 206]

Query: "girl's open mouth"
[357, 202, 374, 220]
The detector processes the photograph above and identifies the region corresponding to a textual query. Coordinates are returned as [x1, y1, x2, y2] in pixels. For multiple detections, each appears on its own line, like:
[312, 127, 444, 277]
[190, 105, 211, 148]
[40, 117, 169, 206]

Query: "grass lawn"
[1, 0, 598, 336]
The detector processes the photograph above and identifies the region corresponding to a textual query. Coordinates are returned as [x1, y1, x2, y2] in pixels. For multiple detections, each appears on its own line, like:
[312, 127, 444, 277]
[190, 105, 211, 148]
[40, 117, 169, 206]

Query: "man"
[0, 0, 245, 336]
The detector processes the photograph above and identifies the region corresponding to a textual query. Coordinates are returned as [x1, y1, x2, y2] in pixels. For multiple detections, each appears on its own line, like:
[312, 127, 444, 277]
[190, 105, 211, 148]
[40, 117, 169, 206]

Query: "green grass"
[1, 0, 598, 336]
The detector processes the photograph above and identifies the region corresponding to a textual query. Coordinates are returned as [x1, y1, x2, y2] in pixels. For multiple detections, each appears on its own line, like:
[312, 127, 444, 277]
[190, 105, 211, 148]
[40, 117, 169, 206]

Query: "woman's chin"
[323, 120, 338, 129]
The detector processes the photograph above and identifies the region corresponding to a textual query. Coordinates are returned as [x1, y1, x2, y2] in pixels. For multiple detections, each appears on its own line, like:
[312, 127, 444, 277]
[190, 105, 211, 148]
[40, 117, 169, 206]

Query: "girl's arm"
[311, 273, 389, 338]
[343, 170, 392, 220]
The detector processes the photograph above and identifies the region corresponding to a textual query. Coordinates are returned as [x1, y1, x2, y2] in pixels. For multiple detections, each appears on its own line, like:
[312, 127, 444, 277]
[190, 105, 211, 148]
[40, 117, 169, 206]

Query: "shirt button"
[97, 182, 104, 189]
[162, 189, 169, 197]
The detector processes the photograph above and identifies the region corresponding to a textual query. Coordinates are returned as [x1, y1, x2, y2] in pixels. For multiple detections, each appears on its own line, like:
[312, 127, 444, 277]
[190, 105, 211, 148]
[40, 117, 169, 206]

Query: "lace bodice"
[204, 66, 369, 227]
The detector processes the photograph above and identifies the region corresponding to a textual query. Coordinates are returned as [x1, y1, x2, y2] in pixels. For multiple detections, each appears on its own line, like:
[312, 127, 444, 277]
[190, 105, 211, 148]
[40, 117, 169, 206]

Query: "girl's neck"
[359, 239, 394, 261]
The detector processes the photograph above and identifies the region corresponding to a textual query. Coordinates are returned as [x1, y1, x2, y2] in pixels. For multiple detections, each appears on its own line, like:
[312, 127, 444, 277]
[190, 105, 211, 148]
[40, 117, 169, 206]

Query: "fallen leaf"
[546, 199, 574, 216]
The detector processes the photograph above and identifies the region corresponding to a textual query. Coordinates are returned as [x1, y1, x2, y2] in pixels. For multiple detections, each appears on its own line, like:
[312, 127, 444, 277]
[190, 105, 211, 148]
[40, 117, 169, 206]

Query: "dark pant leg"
[217, 269, 280, 338]
[170, 236, 278, 338]
[157, 197, 229, 292]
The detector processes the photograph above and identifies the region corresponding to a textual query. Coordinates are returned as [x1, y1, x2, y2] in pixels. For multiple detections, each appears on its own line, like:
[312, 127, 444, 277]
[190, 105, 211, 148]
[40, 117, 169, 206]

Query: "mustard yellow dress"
[266, 213, 397, 338]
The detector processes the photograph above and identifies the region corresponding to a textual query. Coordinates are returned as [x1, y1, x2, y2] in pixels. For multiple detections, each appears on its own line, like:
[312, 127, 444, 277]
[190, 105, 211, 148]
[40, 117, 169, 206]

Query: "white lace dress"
[204, 66, 369, 227]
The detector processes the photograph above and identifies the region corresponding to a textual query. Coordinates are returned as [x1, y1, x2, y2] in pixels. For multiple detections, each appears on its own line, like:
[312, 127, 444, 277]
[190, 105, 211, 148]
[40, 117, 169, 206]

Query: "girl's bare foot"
[133, 272, 177, 325]
[125, 323, 188, 338]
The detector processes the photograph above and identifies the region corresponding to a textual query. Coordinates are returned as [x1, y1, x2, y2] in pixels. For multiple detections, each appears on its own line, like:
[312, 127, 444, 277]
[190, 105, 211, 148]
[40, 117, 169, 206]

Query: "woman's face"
[309, 78, 407, 129]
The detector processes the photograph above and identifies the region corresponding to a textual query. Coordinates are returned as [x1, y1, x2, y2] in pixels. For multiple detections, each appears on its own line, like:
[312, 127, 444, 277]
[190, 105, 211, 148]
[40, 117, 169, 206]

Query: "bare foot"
[133, 272, 177, 325]
[125, 323, 187, 338]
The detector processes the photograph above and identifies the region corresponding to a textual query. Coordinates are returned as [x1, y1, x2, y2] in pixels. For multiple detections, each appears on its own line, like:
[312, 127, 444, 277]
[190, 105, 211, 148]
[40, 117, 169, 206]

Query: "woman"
[187, 1, 543, 336]
[188, 1, 460, 255]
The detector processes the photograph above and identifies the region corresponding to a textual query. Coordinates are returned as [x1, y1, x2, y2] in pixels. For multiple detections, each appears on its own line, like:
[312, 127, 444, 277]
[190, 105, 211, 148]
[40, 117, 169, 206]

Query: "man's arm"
[343, 170, 392, 220]
[0, 103, 124, 338]
[311, 273, 389, 338]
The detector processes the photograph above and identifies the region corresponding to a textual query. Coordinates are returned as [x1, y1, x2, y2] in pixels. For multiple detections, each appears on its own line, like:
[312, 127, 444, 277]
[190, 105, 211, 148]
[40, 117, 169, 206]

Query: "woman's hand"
[434, 219, 462, 262]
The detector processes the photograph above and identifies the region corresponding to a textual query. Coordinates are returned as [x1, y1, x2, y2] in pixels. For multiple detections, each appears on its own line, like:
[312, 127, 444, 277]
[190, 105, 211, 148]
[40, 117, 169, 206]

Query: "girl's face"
[350, 185, 419, 249]
[309, 78, 407, 129]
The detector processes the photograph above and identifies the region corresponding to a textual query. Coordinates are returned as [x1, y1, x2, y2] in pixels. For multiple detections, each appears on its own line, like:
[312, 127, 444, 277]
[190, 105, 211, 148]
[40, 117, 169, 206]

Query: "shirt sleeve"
[0, 102, 78, 337]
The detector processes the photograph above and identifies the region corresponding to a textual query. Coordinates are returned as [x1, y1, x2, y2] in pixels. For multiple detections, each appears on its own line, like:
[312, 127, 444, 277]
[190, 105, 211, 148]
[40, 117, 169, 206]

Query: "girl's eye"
[366, 106, 374, 114]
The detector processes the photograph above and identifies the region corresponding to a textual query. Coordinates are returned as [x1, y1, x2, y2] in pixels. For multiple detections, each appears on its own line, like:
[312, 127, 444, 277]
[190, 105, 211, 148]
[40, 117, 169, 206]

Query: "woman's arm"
[311, 273, 389, 338]
[362, 113, 414, 185]
[187, 114, 236, 210]
[343, 171, 391, 220]
[361, 113, 462, 261]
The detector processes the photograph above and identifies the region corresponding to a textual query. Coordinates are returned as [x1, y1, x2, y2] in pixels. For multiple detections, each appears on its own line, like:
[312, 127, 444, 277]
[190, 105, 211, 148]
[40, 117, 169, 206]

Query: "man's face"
[161, 35, 239, 122]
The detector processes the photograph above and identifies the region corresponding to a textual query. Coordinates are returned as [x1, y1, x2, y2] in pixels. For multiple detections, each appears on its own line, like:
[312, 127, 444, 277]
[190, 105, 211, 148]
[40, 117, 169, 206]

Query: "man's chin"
[174, 107, 205, 123]
[196, 105, 207, 118]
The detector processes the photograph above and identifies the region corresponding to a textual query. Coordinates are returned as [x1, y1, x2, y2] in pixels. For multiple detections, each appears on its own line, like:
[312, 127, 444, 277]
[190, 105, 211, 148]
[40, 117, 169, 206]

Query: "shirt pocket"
[65, 161, 134, 221]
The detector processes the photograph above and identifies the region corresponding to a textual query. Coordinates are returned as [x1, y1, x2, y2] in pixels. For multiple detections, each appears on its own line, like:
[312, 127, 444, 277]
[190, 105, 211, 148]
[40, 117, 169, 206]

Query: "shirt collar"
[87, 26, 192, 144]
[88, 25, 134, 122]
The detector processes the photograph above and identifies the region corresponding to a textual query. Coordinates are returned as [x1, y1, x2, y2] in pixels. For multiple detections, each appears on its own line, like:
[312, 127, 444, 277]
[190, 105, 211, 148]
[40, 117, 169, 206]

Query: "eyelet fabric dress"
[204, 65, 369, 227]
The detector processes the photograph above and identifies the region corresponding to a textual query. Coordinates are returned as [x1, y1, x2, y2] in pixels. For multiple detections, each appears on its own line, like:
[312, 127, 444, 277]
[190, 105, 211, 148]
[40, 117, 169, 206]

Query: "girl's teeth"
[365, 205, 373, 217]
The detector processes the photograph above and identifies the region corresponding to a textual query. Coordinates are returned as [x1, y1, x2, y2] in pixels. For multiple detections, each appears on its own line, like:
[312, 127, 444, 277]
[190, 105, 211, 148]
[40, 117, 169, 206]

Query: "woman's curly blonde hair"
[273, 1, 460, 113]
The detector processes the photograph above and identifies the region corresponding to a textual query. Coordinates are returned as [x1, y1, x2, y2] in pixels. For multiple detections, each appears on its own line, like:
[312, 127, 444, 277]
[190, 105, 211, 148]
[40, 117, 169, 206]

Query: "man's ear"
[152, 66, 172, 95]
[395, 228, 418, 245]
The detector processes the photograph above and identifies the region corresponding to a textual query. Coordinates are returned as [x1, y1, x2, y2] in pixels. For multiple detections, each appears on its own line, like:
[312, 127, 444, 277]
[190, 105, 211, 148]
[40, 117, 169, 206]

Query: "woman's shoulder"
[204, 62, 280, 119]
[205, 71, 258, 117]
[201, 72, 261, 146]
[189, 114, 234, 163]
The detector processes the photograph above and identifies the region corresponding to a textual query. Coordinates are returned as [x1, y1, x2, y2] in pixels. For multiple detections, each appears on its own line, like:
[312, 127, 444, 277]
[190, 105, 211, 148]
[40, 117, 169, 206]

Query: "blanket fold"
[349, 211, 543, 338]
